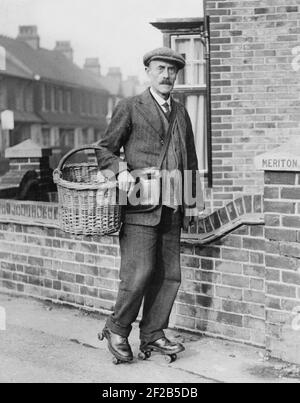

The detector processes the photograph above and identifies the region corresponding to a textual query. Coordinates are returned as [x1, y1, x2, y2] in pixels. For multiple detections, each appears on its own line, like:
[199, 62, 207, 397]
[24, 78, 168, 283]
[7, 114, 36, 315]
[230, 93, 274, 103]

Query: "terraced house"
[0, 1, 300, 365]
[0, 25, 109, 171]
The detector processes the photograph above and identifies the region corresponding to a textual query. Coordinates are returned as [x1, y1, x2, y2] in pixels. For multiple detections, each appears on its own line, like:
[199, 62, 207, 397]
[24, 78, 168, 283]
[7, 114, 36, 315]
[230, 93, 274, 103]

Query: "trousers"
[106, 207, 182, 344]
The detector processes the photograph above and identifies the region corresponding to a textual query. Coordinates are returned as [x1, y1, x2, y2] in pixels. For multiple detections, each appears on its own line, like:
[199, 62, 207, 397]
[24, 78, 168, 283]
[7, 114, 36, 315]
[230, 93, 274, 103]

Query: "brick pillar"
[206, 1, 300, 209]
[256, 140, 300, 364]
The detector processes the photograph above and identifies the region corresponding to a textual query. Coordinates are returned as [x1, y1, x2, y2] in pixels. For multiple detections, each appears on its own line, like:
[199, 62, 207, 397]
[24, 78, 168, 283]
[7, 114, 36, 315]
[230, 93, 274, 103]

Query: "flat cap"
[143, 47, 186, 70]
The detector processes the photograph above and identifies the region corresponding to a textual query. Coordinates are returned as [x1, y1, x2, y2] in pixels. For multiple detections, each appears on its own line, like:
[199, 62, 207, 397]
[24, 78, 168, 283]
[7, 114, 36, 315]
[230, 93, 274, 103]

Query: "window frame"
[171, 34, 206, 88]
[151, 17, 212, 188]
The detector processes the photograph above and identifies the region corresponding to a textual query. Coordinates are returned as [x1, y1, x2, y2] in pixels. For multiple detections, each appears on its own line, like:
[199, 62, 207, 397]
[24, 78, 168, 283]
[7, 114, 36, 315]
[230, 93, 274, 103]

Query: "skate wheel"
[138, 352, 146, 361]
[98, 332, 104, 341]
[113, 357, 121, 365]
[165, 354, 177, 364]
[138, 351, 151, 361]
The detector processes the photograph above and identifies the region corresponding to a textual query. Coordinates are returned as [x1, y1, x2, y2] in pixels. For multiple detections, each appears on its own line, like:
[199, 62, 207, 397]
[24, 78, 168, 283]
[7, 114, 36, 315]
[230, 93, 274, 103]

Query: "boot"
[99, 327, 133, 363]
[141, 337, 185, 355]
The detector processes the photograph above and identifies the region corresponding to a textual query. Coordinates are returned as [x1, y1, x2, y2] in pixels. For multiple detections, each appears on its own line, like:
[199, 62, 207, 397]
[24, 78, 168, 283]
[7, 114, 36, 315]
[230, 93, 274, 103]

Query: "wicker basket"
[53, 146, 122, 236]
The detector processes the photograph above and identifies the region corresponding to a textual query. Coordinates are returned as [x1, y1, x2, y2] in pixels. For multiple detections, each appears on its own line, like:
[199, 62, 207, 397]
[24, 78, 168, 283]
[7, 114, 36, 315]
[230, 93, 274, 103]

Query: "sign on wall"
[1, 110, 14, 130]
[0, 46, 6, 71]
[255, 138, 300, 172]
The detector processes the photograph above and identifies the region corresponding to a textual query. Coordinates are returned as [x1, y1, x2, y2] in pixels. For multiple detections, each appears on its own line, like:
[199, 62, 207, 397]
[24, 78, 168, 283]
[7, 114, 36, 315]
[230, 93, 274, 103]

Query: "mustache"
[160, 80, 173, 85]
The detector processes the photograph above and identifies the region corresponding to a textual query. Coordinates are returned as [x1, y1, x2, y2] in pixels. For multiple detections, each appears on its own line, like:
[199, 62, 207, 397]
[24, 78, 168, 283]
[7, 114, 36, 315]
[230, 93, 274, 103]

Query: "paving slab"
[0, 293, 299, 383]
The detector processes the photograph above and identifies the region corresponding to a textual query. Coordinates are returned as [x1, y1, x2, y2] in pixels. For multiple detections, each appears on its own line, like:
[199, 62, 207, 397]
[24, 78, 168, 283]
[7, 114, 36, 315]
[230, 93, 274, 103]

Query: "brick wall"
[0, 195, 265, 348]
[264, 170, 300, 363]
[0, 219, 266, 347]
[177, 224, 266, 346]
[0, 171, 299, 363]
[206, 0, 300, 209]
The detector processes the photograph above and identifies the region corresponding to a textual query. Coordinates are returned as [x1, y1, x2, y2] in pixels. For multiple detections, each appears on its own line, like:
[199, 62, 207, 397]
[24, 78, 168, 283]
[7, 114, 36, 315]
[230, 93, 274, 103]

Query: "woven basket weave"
[53, 146, 121, 236]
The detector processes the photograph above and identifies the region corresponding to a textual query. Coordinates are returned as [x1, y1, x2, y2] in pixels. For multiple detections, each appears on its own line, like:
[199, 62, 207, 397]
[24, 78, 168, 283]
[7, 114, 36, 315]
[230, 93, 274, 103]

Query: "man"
[96, 47, 203, 363]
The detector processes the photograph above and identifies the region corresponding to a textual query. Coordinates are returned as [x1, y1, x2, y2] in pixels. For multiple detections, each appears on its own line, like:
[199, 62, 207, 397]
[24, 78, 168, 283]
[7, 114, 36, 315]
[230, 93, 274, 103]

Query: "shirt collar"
[150, 87, 171, 108]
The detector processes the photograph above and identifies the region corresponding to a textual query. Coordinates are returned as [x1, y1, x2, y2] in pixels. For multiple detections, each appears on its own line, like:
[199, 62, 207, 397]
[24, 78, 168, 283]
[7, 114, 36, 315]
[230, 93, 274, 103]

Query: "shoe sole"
[102, 330, 133, 363]
[144, 345, 185, 355]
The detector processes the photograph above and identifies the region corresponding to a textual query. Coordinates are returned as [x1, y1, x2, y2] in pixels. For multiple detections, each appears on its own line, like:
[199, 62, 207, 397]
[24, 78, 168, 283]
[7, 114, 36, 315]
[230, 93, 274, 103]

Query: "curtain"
[186, 94, 207, 173]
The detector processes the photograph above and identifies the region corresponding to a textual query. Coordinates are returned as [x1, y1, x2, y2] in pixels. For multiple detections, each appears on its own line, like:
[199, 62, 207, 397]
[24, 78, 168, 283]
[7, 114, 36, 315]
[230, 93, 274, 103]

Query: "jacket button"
[160, 140, 164, 145]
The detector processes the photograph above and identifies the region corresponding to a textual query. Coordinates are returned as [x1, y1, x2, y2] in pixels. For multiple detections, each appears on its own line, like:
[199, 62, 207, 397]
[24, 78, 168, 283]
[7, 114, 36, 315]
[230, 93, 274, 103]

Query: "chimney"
[54, 41, 73, 62]
[84, 58, 101, 76]
[107, 67, 122, 80]
[17, 26, 40, 50]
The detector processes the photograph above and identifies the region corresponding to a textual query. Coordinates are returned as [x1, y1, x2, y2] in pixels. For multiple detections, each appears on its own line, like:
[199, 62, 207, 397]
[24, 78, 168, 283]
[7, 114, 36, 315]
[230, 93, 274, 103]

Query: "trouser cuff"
[140, 330, 165, 348]
[106, 316, 132, 338]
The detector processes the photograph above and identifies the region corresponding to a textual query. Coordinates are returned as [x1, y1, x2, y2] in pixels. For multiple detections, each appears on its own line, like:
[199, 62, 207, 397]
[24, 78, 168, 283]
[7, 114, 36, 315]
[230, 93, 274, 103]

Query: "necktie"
[162, 102, 171, 121]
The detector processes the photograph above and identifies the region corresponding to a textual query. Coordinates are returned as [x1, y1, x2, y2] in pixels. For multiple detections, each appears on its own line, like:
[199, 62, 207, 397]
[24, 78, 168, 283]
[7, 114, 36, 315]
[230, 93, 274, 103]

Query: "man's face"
[146, 60, 178, 98]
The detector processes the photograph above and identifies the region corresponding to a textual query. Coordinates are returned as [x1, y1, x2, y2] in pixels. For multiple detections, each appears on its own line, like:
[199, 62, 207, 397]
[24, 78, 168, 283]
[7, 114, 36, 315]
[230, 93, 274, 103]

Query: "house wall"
[206, 0, 300, 210]
[264, 169, 300, 363]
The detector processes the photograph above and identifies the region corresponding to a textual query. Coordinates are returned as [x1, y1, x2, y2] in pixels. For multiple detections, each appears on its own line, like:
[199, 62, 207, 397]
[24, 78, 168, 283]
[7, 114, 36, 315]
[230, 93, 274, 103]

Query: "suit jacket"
[95, 88, 204, 228]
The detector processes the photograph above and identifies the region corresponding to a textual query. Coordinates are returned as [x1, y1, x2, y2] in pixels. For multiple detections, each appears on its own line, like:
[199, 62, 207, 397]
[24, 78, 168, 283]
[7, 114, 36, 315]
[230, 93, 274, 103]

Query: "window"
[58, 89, 63, 113]
[61, 90, 72, 113]
[41, 128, 51, 147]
[173, 36, 206, 86]
[54, 88, 60, 112]
[81, 128, 89, 145]
[171, 34, 207, 175]
[40, 84, 46, 111]
[45, 85, 52, 111]
[10, 125, 30, 146]
[65, 91, 72, 113]
[16, 81, 25, 112]
[51, 87, 56, 112]
[151, 18, 212, 186]
[60, 128, 74, 149]
[87, 93, 92, 116]
[6, 80, 16, 110]
[92, 95, 98, 116]
[24, 85, 34, 113]
[80, 92, 86, 115]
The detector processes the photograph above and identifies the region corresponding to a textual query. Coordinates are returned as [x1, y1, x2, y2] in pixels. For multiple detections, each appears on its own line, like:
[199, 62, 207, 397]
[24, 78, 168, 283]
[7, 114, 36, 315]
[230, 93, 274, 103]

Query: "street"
[0, 293, 299, 384]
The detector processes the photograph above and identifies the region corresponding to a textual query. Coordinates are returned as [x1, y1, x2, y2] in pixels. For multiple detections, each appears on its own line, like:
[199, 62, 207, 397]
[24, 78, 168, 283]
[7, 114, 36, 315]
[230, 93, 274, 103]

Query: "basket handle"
[56, 145, 103, 171]
[53, 145, 103, 183]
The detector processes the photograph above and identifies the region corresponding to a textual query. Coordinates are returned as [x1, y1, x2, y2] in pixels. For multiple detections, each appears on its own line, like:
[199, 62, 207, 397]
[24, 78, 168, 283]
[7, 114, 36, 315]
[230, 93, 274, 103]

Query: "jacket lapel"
[135, 89, 163, 135]
[173, 100, 187, 142]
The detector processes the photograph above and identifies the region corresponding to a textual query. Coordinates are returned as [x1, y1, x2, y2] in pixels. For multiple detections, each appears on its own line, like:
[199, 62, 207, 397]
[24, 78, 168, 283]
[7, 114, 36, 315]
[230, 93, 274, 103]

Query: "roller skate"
[138, 337, 185, 364]
[98, 327, 133, 365]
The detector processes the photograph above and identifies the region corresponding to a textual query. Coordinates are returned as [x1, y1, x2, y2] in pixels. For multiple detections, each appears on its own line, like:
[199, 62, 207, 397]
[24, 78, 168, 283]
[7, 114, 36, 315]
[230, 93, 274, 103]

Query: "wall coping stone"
[255, 139, 300, 172]
[0, 195, 264, 245]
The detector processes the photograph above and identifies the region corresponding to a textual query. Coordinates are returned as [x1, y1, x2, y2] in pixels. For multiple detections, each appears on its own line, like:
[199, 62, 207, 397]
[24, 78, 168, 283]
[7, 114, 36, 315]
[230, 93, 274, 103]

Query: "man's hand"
[118, 170, 136, 197]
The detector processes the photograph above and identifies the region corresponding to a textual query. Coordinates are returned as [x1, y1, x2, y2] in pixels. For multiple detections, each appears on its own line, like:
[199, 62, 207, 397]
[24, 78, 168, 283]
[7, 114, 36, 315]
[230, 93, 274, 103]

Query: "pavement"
[0, 292, 300, 384]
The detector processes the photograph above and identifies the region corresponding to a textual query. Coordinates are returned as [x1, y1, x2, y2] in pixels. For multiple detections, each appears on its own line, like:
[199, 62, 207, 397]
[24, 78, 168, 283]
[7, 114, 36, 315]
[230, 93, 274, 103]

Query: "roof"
[14, 111, 43, 124]
[0, 35, 107, 92]
[39, 111, 107, 129]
